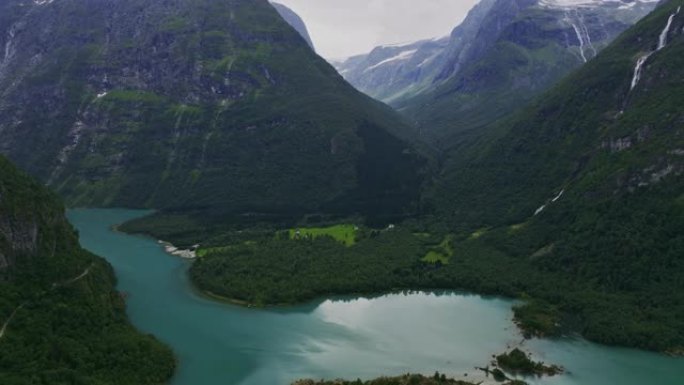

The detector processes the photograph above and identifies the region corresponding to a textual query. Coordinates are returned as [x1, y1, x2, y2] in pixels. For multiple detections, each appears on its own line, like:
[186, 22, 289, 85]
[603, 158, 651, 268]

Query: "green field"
[421, 235, 454, 264]
[289, 224, 358, 246]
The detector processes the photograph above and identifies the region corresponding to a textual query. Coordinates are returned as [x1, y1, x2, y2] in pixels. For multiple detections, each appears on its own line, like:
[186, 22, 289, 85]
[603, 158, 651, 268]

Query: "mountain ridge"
[0, 0, 425, 229]
[270, 2, 315, 51]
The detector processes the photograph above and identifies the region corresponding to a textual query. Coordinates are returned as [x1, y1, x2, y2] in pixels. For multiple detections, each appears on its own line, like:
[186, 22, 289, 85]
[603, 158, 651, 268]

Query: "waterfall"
[578, 12, 597, 58]
[570, 21, 588, 62]
[3, 26, 17, 64]
[630, 52, 653, 90]
[630, 7, 681, 91]
[566, 10, 596, 63]
[657, 9, 680, 51]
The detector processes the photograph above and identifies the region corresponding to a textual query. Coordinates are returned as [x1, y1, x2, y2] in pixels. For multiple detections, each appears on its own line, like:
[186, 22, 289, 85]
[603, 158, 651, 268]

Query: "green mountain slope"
[0, 156, 174, 384]
[427, 0, 684, 351]
[129, 0, 684, 353]
[0, 0, 424, 228]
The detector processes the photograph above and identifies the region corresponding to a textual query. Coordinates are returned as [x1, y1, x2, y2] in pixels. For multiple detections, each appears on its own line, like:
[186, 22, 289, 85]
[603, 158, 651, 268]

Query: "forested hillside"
[0, 156, 174, 384]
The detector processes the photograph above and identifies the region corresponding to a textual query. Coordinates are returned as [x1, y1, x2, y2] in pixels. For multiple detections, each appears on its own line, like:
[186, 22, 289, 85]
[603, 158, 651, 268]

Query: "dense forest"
[0, 157, 175, 384]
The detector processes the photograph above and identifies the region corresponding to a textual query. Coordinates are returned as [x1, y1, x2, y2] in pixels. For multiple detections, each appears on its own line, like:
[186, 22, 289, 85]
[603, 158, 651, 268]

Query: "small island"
[293, 372, 524, 385]
[496, 348, 563, 377]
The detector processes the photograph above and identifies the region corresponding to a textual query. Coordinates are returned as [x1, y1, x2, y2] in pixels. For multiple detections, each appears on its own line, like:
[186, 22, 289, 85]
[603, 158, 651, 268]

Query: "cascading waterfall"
[630, 7, 681, 91]
[3, 31, 13, 62]
[570, 20, 588, 62]
[2, 25, 18, 67]
[578, 11, 597, 58]
[630, 53, 653, 90]
[534, 189, 565, 216]
[565, 10, 596, 63]
[658, 8, 680, 50]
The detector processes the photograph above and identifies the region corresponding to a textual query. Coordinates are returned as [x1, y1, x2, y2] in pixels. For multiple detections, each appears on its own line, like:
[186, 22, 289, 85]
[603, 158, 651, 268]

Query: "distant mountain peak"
[538, 0, 659, 9]
[270, 2, 315, 51]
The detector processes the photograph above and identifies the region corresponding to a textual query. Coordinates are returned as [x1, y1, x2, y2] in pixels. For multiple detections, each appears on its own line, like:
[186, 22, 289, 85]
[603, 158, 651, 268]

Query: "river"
[68, 209, 683, 385]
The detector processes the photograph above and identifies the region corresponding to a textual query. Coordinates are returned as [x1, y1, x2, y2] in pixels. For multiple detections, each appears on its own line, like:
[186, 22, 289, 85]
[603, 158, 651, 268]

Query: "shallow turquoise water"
[68, 209, 684, 385]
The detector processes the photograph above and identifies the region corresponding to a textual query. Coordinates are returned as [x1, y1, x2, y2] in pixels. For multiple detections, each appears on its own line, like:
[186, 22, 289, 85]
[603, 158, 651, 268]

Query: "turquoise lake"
[68, 209, 684, 385]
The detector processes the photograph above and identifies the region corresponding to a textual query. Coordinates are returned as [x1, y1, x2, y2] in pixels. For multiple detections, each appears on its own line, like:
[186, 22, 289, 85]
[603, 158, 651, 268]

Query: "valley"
[0, 0, 683, 383]
[68, 208, 684, 385]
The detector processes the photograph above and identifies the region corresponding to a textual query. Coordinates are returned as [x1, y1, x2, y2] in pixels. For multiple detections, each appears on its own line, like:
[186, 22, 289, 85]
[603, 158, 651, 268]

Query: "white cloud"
[275, 0, 481, 59]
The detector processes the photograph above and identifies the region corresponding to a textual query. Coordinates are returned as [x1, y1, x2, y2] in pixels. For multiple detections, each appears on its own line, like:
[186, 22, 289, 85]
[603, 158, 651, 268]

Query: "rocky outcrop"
[0, 156, 69, 273]
[0, 219, 39, 270]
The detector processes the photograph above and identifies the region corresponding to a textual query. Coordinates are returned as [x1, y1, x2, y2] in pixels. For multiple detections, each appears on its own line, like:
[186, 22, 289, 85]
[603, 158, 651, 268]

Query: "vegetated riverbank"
[291, 334, 564, 385]
[75, 209, 684, 385]
[160, 217, 684, 355]
[293, 373, 508, 385]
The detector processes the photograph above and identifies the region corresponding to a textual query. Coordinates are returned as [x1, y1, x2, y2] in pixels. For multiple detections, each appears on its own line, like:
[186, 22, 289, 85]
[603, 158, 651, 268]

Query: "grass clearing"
[421, 235, 454, 265]
[289, 224, 358, 246]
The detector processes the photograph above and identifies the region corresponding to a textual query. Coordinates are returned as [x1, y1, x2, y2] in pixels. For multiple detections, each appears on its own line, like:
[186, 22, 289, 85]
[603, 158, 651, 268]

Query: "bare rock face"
[0, 219, 39, 256]
[0, 155, 75, 274]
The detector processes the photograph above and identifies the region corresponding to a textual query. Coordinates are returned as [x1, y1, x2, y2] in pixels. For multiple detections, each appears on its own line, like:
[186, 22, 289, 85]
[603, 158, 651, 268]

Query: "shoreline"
[158, 240, 198, 259]
[110, 215, 684, 358]
[189, 282, 684, 358]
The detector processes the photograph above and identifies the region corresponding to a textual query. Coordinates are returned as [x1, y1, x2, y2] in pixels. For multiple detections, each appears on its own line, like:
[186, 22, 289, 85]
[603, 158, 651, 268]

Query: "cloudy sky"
[275, 0, 481, 60]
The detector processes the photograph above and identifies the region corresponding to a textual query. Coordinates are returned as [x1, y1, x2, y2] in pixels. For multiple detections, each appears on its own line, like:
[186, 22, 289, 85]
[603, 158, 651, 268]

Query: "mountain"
[271, 2, 315, 51]
[427, 0, 684, 351]
[333, 37, 450, 104]
[399, 0, 659, 147]
[338, 0, 658, 147]
[0, 0, 424, 232]
[0, 155, 174, 384]
[333, 0, 497, 104]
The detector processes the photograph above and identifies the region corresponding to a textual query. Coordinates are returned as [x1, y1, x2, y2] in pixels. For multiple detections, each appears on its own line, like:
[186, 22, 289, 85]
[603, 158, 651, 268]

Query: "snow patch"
[365, 49, 417, 72]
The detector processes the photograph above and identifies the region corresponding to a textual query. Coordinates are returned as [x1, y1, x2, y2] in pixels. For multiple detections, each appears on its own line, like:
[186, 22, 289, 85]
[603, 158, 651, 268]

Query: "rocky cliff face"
[0, 0, 423, 221]
[0, 156, 67, 273]
[271, 2, 315, 50]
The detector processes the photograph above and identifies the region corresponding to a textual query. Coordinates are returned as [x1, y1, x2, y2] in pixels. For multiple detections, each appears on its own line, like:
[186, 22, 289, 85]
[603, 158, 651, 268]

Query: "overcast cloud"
[275, 0, 481, 60]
